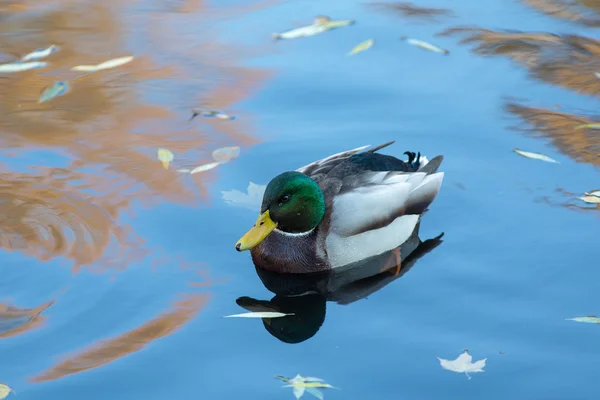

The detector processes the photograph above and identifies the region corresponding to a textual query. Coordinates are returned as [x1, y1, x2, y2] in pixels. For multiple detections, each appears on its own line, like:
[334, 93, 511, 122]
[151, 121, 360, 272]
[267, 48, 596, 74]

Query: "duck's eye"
[279, 195, 290, 206]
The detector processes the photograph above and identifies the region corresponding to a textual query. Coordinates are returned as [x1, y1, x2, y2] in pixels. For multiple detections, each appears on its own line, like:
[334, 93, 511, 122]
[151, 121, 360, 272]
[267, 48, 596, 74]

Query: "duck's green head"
[235, 171, 326, 251]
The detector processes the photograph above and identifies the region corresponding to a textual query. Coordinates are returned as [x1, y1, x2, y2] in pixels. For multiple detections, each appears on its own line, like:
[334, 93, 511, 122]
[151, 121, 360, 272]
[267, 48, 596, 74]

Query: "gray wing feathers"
[418, 155, 444, 175]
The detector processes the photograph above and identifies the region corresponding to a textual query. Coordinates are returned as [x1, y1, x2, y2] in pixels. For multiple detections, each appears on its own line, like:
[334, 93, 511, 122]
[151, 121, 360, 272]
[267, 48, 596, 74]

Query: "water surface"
[0, 0, 599, 399]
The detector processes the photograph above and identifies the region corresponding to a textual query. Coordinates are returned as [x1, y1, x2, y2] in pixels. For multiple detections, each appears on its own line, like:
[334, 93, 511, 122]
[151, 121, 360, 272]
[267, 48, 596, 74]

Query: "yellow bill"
[236, 210, 277, 251]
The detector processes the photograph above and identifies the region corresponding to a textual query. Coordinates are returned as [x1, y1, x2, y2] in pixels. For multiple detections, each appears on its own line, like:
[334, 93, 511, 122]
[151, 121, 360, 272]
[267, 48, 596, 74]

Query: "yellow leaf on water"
[157, 148, 174, 170]
[574, 123, 600, 130]
[277, 375, 336, 400]
[0, 383, 15, 399]
[348, 39, 374, 55]
[212, 146, 241, 162]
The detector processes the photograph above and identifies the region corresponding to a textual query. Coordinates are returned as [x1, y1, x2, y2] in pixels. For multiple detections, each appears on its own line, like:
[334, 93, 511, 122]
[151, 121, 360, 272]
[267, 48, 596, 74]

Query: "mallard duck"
[235, 141, 444, 274]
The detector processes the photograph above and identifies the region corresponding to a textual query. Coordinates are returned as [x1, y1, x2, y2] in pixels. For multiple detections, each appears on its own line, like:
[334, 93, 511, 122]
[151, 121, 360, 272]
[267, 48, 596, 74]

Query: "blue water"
[0, 0, 599, 399]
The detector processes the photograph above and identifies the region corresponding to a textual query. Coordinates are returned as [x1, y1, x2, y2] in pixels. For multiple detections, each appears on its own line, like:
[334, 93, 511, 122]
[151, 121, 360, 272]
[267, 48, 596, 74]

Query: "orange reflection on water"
[438, 27, 600, 98]
[30, 293, 210, 383]
[522, 0, 600, 27]
[0, 301, 53, 338]
[0, 168, 147, 270]
[0, 0, 273, 270]
[505, 102, 600, 167]
[369, 1, 454, 21]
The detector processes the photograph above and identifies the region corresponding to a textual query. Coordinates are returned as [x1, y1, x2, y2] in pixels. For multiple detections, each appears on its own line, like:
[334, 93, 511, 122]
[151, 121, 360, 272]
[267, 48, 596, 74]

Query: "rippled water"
[0, 0, 599, 399]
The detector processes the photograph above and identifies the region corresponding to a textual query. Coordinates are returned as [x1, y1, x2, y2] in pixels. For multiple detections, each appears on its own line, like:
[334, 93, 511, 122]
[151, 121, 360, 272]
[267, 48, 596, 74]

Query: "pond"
[0, 0, 599, 399]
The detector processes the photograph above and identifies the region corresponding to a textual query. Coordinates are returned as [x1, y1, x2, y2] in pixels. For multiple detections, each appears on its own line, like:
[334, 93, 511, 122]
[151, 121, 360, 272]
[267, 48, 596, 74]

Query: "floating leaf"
[595, 72, 600, 80]
[513, 148, 559, 163]
[321, 18, 355, 30]
[190, 161, 221, 174]
[437, 350, 486, 380]
[566, 316, 600, 324]
[574, 123, 600, 130]
[70, 64, 99, 72]
[157, 148, 174, 169]
[278, 375, 335, 400]
[292, 386, 305, 400]
[212, 146, 241, 162]
[584, 190, 600, 197]
[0, 61, 49, 73]
[348, 39, 374, 55]
[21, 45, 59, 62]
[275, 376, 325, 383]
[304, 388, 324, 400]
[190, 109, 235, 121]
[401, 36, 449, 54]
[38, 81, 70, 103]
[578, 195, 600, 204]
[285, 383, 335, 389]
[0, 384, 15, 399]
[273, 16, 354, 40]
[223, 311, 293, 318]
[70, 56, 134, 73]
[272, 24, 329, 40]
[95, 55, 135, 71]
[221, 181, 266, 210]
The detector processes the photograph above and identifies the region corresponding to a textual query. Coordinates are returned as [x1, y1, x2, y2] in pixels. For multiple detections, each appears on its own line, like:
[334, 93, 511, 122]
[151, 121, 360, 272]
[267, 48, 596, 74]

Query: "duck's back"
[297, 142, 422, 184]
[295, 141, 445, 270]
[324, 152, 417, 180]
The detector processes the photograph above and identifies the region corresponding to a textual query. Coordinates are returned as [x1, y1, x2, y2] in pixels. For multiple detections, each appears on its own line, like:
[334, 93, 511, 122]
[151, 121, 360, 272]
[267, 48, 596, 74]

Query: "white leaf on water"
[578, 195, 600, 204]
[221, 181, 266, 210]
[0, 61, 48, 72]
[513, 148, 560, 163]
[190, 161, 221, 174]
[71, 64, 99, 72]
[437, 350, 486, 380]
[21, 45, 59, 62]
[566, 316, 600, 324]
[0, 383, 15, 399]
[401, 37, 449, 54]
[223, 311, 294, 318]
[95, 56, 135, 71]
[70, 56, 134, 73]
[584, 190, 600, 197]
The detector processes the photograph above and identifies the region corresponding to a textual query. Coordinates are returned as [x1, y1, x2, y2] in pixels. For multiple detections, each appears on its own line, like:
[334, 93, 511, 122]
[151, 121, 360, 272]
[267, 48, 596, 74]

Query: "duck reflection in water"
[236, 223, 444, 344]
